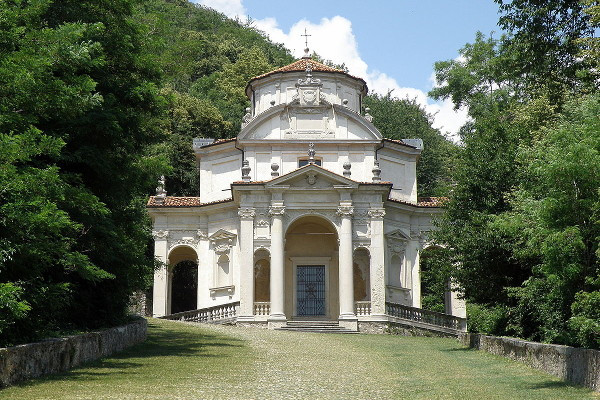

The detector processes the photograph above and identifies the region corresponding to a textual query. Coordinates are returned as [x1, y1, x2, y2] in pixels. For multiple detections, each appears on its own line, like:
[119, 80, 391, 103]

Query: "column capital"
[368, 208, 386, 220]
[269, 205, 286, 216]
[152, 230, 169, 239]
[238, 207, 256, 220]
[336, 205, 354, 217]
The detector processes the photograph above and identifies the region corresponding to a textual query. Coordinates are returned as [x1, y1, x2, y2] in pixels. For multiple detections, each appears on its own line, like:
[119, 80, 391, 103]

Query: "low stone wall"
[0, 318, 147, 388]
[459, 333, 600, 392]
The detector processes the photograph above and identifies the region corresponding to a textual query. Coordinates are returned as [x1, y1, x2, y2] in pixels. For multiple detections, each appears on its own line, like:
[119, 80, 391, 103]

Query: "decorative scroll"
[368, 208, 386, 219]
[238, 207, 256, 220]
[152, 230, 169, 239]
[268, 205, 286, 216]
[336, 205, 354, 217]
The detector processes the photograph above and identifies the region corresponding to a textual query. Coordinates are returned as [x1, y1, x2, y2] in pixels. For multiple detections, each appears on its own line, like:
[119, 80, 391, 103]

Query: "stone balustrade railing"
[254, 302, 271, 316]
[354, 301, 371, 316]
[160, 301, 239, 323]
[386, 302, 467, 332]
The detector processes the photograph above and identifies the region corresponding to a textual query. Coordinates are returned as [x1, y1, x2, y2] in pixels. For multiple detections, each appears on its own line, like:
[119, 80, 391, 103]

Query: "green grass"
[1, 319, 597, 399]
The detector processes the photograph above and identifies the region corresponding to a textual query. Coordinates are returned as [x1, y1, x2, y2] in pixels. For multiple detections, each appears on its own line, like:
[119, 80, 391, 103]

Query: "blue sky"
[194, 0, 505, 138]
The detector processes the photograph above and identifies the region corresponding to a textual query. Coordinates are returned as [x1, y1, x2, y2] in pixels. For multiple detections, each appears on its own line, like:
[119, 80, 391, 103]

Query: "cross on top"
[301, 28, 311, 48]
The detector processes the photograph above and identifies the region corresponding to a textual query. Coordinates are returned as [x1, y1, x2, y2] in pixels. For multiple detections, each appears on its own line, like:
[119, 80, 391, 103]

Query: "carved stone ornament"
[152, 230, 169, 239]
[306, 172, 317, 185]
[170, 237, 196, 249]
[208, 229, 237, 255]
[368, 208, 386, 219]
[386, 229, 410, 256]
[241, 107, 252, 128]
[336, 205, 354, 217]
[196, 230, 208, 239]
[268, 205, 286, 216]
[238, 207, 256, 220]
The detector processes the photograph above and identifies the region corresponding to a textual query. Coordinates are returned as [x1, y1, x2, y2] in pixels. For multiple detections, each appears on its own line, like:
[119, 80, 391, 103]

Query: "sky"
[192, 0, 504, 140]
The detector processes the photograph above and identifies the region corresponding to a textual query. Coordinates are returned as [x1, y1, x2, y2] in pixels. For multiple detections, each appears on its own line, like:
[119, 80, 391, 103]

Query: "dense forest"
[0, 0, 598, 349]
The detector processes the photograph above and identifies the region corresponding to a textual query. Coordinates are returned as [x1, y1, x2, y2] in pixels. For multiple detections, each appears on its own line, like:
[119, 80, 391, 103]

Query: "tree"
[429, 1, 599, 346]
[493, 94, 600, 346]
[363, 93, 457, 197]
[0, 0, 166, 345]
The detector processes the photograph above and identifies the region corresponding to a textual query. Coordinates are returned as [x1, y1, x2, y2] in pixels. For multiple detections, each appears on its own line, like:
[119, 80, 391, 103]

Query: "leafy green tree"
[0, 0, 166, 345]
[493, 94, 600, 346]
[364, 93, 457, 197]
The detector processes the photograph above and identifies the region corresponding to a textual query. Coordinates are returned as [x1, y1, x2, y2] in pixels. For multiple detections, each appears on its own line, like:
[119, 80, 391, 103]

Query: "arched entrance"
[168, 245, 198, 314]
[284, 216, 338, 319]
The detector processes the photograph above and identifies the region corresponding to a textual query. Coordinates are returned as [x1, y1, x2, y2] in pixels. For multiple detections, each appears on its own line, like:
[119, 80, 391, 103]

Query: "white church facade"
[148, 55, 465, 332]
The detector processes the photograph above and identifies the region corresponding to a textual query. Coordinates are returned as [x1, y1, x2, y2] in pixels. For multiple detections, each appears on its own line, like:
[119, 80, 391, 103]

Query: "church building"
[147, 51, 465, 332]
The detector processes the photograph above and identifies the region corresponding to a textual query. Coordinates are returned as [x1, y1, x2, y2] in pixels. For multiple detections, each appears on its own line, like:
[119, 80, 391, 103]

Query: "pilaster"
[152, 230, 169, 317]
[368, 208, 386, 317]
[237, 207, 256, 321]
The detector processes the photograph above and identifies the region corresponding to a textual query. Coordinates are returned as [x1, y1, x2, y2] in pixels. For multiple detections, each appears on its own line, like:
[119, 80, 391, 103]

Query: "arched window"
[217, 254, 229, 287]
[389, 254, 402, 287]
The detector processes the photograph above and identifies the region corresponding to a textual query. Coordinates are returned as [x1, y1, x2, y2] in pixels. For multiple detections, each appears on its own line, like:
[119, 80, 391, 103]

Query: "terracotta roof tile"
[418, 197, 448, 207]
[383, 138, 417, 149]
[248, 58, 367, 89]
[198, 138, 236, 148]
[147, 197, 233, 207]
[388, 197, 448, 208]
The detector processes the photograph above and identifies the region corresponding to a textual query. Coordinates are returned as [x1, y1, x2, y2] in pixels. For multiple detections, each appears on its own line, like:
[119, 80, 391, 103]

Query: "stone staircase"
[275, 320, 358, 334]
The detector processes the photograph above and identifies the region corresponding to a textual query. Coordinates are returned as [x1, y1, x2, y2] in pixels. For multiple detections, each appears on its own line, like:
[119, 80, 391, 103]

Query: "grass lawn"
[1, 319, 597, 400]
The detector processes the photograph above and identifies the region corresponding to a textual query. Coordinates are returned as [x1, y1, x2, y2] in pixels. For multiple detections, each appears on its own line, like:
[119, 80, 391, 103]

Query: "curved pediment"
[237, 103, 382, 142]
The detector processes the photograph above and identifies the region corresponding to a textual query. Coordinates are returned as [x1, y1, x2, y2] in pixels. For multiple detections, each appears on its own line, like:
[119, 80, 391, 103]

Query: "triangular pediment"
[208, 229, 237, 242]
[385, 229, 410, 242]
[266, 164, 358, 189]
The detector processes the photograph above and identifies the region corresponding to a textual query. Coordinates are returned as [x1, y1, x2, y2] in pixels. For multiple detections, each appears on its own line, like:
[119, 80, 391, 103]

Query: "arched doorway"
[168, 245, 198, 314]
[285, 216, 338, 319]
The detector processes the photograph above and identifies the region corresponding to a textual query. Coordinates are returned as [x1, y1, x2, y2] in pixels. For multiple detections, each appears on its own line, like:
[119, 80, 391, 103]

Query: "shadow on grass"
[12, 320, 246, 389]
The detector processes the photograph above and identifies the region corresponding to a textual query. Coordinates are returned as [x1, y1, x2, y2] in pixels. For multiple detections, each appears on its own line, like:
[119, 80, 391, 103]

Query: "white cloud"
[194, 0, 246, 19]
[192, 0, 468, 141]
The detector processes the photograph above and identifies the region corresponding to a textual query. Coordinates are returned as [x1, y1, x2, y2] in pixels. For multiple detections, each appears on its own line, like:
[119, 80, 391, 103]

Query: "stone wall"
[0, 318, 147, 388]
[459, 333, 600, 392]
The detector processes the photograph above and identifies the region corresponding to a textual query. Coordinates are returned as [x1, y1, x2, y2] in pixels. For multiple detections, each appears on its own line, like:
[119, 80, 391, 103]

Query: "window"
[298, 158, 322, 167]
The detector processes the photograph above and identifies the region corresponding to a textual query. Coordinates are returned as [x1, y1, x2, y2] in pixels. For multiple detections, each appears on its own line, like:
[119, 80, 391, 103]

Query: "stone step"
[285, 321, 340, 326]
[276, 328, 358, 334]
[275, 320, 358, 334]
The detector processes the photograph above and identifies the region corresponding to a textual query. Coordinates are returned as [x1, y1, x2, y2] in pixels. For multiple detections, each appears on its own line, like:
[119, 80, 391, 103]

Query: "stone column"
[337, 204, 356, 329]
[268, 204, 286, 327]
[237, 207, 255, 321]
[368, 208, 386, 317]
[152, 230, 169, 317]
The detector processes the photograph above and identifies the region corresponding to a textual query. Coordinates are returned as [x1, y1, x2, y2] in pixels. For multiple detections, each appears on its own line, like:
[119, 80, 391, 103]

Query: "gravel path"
[2, 319, 596, 400]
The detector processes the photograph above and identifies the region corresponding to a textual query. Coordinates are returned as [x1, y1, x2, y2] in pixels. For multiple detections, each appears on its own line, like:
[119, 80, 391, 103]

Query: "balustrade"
[354, 301, 371, 316]
[253, 302, 271, 316]
[386, 302, 467, 331]
[160, 301, 239, 323]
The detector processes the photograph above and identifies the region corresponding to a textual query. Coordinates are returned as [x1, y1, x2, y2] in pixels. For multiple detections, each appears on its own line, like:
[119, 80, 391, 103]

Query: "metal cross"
[301, 28, 311, 49]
